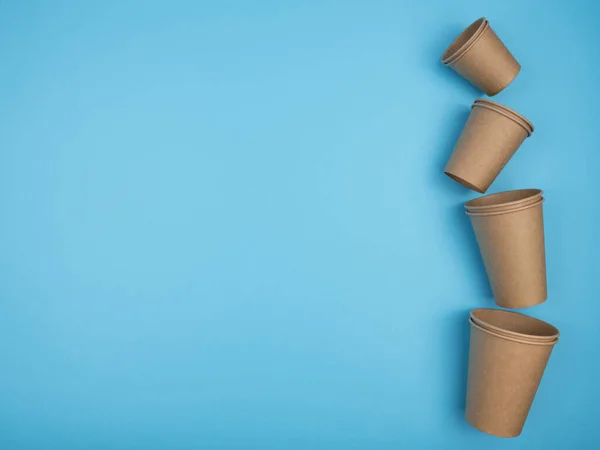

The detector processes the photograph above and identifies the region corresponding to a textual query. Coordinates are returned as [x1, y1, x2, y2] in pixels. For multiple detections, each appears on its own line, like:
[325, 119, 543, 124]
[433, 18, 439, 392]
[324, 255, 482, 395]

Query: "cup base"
[444, 171, 485, 193]
[485, 64, 521, 96]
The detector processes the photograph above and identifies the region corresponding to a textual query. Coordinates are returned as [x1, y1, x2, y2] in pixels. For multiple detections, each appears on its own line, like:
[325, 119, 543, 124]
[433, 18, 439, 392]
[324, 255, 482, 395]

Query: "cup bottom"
[444, 171, 485, 193]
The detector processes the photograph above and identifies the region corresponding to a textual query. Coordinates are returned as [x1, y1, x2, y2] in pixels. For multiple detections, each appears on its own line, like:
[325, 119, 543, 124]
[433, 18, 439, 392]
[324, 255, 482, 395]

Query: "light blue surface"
[0, 1, 598, 448]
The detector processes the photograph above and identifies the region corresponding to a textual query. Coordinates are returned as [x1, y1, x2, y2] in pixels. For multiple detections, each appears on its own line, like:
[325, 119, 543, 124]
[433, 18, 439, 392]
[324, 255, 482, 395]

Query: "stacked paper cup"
[466, 310, 559, 438]
[465, 189, 547, 309]
[444, 99, 534, 194]
[441, 18, 521, 96]
[440, 18, 560, 438]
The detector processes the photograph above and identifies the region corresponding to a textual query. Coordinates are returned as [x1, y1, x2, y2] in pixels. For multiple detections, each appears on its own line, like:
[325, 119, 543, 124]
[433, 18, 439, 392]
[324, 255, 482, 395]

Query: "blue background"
[0, 1, 598, 448]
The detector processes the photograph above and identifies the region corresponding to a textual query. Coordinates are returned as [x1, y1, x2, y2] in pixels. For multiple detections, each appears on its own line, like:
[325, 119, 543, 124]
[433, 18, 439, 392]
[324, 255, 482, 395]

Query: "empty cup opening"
[444, 171, 485, 193]
[471, 309, 559, 339]
[441, 18, 486, 62]
[465, 189, 542, 209]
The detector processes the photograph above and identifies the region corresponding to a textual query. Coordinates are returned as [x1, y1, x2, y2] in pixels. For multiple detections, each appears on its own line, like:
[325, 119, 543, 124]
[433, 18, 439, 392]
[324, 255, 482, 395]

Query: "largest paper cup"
[466, 310, 559, 438]
[466, 196, 546, 309]
[441, 18, 520, 96]
[445, 100, 534, 193]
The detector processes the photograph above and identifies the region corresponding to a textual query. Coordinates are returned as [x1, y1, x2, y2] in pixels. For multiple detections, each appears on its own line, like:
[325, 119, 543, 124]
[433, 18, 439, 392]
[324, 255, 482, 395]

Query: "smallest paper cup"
[442, 18, 521, 96]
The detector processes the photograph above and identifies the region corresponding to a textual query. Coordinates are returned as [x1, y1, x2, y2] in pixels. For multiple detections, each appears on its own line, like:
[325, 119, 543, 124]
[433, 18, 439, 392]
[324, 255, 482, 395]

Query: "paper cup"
[470, 309, 559, 343]
[442, 18, 520, 96]
[445, 100, 534, 193]
[466, 313, 559, 438]
[465, 189, 543, 214]
[466, 197, 546, 308]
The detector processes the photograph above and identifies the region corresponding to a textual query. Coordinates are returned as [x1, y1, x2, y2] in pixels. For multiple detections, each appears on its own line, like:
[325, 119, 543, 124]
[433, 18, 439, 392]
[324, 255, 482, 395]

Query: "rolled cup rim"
[466, 197, 544, 217]
[441, 18, 489, 65]
[469, 318, 558, 346]
[470, 309, 559, 341]
[465, 189, 543, 212]
[473, 99, 534, 136]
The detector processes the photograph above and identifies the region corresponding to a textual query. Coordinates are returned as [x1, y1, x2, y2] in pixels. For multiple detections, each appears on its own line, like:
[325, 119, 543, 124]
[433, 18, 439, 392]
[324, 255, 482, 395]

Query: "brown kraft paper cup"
[466, 198, 547, 309]
[465, 189, 543, 214]
[444, 100, 534, 193]
[441, 18, 520, 96]
[470, 308, 559, 343]
[466, 313, 559, 438]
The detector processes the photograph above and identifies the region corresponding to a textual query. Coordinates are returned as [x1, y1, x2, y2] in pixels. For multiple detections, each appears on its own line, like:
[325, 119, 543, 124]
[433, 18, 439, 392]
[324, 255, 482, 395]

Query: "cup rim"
[465, 188, 543, 211]
[471, 316, 554, 341]
[465, 194, 542, 214]
[466, 198, 543, 216]
[469, 317, 558, 346]
[470, 309, 560, 341]
[441, 18, 489, 65]
[473, 99, 534, 136]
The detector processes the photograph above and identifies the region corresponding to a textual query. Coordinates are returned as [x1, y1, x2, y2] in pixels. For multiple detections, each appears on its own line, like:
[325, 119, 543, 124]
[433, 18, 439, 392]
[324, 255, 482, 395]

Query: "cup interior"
[441, 18, 487, 63]
[471, 309, 559, 341]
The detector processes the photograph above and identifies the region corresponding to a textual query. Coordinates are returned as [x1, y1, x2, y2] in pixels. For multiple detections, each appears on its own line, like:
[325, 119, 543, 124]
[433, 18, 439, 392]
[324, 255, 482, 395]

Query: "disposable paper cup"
[466, 313, 559, 438]
[442, 18, 521, 96]
[466, 197, 547, 308]
[444, 100, 534, 193]
[470, 309, 559, 343]
[465, 189, 543, 214]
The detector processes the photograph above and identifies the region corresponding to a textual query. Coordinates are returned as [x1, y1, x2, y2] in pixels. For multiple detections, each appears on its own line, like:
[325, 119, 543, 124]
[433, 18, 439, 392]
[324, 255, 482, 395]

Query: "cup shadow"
[426, 23, 496, 438]
[452, 200, 493, 298]
[444, 309, 475, 433]
[431, 106, 471, 195]
[431, 104, 494, 299]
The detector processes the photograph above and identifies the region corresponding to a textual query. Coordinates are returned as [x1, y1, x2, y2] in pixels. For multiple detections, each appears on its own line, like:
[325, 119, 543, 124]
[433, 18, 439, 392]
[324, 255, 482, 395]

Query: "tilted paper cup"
[465, 189, 543, 214]
[466, 313, 559, 438]
[445, 100, 534, 193]
[466, 197, 547, 308]
[442, 18, 520, 96]
[470, 308, 559, 343]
